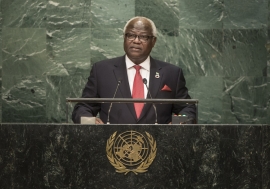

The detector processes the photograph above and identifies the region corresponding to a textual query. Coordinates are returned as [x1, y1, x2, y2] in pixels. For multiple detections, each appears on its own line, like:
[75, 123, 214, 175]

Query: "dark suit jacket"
[72, 56, 196, 124]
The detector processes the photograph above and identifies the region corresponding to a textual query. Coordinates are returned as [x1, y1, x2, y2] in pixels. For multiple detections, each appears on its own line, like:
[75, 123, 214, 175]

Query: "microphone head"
[143, 78, 147, 84]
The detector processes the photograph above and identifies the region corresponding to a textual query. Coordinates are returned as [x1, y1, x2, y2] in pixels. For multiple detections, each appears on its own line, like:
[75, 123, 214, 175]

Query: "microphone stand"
[107, 80, 121, 124]
[143, 78, 158, 124]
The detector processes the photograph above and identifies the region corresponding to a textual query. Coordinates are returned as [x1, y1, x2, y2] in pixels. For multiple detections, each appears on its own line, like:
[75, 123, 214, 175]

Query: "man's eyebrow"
[127, 32, 150, 35]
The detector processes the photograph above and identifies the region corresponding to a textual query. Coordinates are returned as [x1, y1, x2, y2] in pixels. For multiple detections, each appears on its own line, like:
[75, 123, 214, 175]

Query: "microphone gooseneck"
[107, 79, 121, 124]
[143, 78, 158, 124]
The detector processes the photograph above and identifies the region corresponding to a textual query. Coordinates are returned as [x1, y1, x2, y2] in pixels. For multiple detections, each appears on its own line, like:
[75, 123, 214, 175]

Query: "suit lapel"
[148, 57, 163, 98]
[113, 56, 137, 120]
[139, 57, 163, 121]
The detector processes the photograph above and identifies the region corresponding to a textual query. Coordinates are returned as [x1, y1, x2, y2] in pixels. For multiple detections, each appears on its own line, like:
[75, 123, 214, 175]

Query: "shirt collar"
[125, 55, 150, 71]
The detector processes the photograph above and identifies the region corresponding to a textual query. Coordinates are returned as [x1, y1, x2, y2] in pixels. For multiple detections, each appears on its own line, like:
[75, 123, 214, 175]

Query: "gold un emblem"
[106, 131, 157, 175]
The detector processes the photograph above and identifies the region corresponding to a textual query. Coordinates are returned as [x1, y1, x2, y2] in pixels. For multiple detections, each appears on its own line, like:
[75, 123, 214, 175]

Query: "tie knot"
[134, 65, 141, 71]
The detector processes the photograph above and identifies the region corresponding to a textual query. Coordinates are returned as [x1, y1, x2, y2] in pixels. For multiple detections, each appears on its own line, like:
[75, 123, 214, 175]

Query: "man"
[72, 16, 196, 124]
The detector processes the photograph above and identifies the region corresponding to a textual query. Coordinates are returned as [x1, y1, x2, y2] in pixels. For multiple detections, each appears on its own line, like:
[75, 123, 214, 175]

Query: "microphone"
[107, 79, 122, 124]
[143, 78, 158, 124]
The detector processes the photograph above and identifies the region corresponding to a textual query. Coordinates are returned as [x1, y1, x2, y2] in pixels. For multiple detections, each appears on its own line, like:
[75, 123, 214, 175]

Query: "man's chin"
[126, 55, 147, 64]
[127, 52, 142, 59]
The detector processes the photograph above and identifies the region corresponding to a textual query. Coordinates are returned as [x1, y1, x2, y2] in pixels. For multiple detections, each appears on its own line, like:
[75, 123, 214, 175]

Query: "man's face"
[124, 19, 156, 64]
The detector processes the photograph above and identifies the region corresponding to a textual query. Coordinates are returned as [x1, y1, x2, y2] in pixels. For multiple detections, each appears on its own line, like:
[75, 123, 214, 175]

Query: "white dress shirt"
[125, 55, 150, 99]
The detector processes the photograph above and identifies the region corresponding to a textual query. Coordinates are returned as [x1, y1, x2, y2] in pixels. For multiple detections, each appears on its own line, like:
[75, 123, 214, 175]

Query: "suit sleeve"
[172, 68, 197, 120]
[72, 63, 101, 123]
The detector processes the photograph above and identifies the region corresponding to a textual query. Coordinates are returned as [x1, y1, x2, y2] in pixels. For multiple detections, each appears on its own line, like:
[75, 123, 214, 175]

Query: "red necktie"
[132, 65, 144, 118]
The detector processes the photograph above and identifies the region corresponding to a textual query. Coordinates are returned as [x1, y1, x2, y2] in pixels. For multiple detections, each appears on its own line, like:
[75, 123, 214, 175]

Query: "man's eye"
[140, 35, 148, 39]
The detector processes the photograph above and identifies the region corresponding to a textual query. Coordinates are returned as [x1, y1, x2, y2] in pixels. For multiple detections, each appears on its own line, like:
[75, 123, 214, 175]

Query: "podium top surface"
[66, 98, 199, 104]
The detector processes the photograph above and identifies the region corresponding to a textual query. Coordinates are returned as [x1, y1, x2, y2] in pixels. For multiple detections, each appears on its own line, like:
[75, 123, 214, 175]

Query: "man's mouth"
[130, 47, 141, 51]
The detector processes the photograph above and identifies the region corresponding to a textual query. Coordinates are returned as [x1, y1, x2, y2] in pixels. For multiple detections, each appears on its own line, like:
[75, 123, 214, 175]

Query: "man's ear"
[152, 37, 157, 47]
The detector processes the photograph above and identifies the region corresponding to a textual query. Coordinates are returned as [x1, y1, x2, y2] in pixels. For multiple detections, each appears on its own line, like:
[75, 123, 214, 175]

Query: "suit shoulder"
[94, 56, 124, 67]
[154, 59, 182, 70]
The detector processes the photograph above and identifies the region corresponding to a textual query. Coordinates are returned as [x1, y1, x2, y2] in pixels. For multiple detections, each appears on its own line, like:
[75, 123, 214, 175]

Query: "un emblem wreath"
[106, 131, 157, 175]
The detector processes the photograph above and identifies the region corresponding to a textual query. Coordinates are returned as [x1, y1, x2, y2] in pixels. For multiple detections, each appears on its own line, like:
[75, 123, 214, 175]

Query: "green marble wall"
[0, 0, 269, 124]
